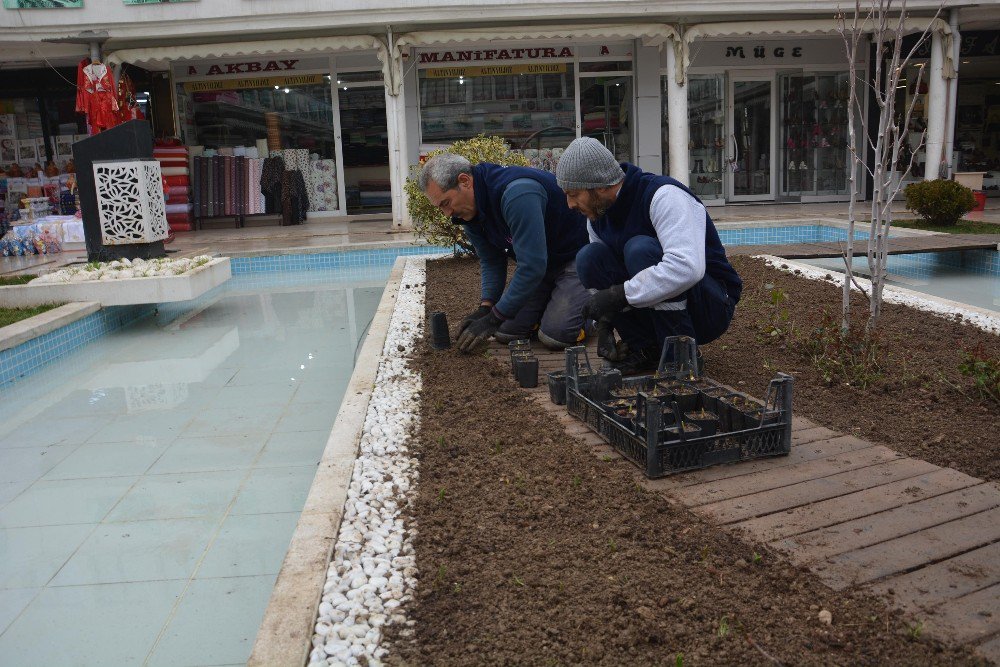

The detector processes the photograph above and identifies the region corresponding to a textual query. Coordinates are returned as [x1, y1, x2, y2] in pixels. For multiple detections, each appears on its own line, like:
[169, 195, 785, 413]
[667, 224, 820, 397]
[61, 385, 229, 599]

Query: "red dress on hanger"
[78, 62, 120, 133]
[117, 73, 145, 124]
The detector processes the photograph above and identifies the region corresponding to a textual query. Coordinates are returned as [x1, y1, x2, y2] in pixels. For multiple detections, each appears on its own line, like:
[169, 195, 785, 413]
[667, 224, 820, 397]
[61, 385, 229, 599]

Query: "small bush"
[903, 179, 977, 227]
[958, 343, 1000, 405]
[405, 135, 529, 254]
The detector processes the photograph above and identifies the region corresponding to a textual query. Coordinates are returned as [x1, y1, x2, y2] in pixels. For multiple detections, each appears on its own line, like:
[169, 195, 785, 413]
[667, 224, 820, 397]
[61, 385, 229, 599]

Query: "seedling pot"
[684, 409, 719, 437]
[547, 371, 567, 405]
[429, 311, 451, 350]
[515, 357, 539, 388]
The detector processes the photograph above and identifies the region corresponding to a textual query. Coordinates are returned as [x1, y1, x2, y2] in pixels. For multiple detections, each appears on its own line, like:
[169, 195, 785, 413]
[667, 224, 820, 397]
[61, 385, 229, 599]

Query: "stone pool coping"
[248, 255, 409, 667]
[0, 256, 231, 308]
[0, 301, 100, 353]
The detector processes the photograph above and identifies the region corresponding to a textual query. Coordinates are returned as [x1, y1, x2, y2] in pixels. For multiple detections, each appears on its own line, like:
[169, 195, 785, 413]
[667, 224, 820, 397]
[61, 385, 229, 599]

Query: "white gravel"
[307, 259, 424, 667]
[758, 254, 1000, 335]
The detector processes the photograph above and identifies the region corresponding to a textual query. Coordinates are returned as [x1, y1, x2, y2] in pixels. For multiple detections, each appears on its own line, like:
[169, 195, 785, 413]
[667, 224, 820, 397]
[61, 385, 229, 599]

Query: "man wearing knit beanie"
[556, 137, 742, 373]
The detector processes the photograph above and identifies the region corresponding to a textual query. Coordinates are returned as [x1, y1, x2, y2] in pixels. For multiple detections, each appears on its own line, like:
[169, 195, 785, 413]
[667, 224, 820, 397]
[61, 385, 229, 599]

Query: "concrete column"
[924, 30, 947, 180]
[633, 41, 662, 174]
[384, 89, 409, 228]
[943, 10, 961, 176]
[665, 39, 689, 185]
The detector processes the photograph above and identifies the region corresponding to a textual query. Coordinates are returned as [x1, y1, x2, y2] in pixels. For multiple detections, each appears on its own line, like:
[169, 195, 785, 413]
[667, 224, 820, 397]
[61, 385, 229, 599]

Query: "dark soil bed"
[386, 255, 989, 665]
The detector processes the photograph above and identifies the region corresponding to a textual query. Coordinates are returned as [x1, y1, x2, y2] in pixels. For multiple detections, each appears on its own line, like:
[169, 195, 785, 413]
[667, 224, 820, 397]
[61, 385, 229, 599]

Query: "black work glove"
[456, 311, 503, 353]
[583, 284, 628, 322]
[595, 317, 629, 362]
[458, 305, 492, 335]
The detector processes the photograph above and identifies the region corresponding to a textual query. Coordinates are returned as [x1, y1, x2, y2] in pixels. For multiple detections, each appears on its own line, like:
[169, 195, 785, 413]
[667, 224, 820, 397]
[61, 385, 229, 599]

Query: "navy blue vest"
[462, 163, 589, 267]
[591, 163, 742, 302]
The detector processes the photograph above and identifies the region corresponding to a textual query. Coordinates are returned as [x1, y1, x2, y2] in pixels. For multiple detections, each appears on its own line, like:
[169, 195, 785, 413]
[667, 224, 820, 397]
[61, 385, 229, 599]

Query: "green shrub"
[903, 179, 977, 227]
[405, 135, 528, 254]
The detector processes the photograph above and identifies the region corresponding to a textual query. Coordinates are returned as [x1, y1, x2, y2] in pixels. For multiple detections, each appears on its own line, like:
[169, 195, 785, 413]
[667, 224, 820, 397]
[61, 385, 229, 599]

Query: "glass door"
[728, 76, 774, 200]
[579, 75, 633, 162]
[338, 77, 390, 215]
[779, 70, 807, 201]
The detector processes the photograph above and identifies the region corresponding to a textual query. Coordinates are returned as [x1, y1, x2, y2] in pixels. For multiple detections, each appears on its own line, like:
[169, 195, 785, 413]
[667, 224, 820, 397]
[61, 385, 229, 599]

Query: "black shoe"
[608, 346, 660, 376]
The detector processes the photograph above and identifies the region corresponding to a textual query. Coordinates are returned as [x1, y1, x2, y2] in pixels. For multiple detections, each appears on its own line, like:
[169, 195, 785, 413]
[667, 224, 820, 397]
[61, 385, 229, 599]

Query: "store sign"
[418, 47, 573, 64]
[182, 74, 324, 92]
[690, 39, 849, 67]
[184, 59, 303, 76]
[424, 63, 567, 78]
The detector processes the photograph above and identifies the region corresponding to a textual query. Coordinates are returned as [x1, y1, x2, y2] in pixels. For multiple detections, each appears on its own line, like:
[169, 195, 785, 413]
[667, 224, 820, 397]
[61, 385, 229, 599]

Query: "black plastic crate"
[563, 336, 793, 478]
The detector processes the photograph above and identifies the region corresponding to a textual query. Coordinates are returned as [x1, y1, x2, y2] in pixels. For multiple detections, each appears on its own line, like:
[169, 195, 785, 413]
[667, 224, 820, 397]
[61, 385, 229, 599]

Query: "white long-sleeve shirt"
[586, 184, 706, 308]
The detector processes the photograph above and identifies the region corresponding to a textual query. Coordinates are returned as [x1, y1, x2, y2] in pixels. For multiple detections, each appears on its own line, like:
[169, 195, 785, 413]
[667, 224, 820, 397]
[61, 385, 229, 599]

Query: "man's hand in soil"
[457, 305, 492, 335]
[583, 284, 628, 321]
[456, 311, 502, 353]
[596, 318, 628, 362]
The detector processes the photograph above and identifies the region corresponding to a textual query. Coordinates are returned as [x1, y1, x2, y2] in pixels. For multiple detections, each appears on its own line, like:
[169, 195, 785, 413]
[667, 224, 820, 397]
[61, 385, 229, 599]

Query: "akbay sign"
[173, 56, 329, 80]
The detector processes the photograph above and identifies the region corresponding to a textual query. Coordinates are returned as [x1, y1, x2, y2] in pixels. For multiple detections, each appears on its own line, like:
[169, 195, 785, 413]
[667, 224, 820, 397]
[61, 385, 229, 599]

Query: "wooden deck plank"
[869, 541, 1000, 611]
[921, 583, 1000, 645]
[671, 444, 899, 507]
[975, 633, 1000, 665]
[644, 433, 869, 495]
[734, 467, 981, 541]
[773, 483, 1000, 564]
[700, 457, 939, 525]
[810, 506, 1000, 590]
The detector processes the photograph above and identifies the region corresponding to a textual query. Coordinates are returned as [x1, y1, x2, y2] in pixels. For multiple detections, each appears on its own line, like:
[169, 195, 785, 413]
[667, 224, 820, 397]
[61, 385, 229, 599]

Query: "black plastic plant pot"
[699, 386, 731, 414]
[661, 421, 703, 444]
[547, 371, 567, 405]
[608, 386, 638, 399]
[684, 409, 719, 437]
[590, 368, 622, 402]
[515, 357, 539, 388]
[511, 351, 532, 378]
[610, 408, 637, 428]
[669, 386, 699, 414]
[602, 398, 637, 415]
[716, 394, 743, 432]
[429, 311, 451, 350]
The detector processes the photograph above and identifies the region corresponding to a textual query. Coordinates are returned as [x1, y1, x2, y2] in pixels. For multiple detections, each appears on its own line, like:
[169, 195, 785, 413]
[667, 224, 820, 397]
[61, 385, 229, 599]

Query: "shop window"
[418, 66, 576, 152]
[686, 75, 726, 200]
[954, 56, 1000, 195]
[176, 77, 336, 160]
[780, 72, 851, 197]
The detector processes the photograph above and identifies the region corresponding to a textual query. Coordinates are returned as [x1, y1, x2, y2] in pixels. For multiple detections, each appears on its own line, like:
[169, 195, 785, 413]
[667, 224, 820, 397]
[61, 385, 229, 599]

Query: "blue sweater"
[461, 163, 589, 319]
[591, 163, 742, 303]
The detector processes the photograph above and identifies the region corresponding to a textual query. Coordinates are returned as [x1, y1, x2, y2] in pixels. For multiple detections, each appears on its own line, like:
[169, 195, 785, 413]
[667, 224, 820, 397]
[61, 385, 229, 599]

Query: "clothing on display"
[75, 59, 120, 133]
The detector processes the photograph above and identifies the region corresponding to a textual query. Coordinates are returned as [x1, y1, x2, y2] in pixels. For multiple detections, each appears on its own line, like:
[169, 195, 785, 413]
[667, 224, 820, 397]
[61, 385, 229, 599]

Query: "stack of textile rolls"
[154, 144, 193, 231]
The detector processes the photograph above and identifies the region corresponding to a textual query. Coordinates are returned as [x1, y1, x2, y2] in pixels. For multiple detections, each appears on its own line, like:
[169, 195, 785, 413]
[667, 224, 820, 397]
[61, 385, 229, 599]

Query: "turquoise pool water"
[0, 247, 440, 666]
[801, 249, 1000, 312]
[717, 224, 868, 246]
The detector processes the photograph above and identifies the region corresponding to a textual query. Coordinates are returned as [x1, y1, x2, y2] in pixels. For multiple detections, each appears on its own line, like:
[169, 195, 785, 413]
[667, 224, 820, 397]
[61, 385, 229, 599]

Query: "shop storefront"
[948, 30, 999, 195]
[670, 37, 865, 204]
[163, 47, 393, 223]
[410, 41, 642, 172]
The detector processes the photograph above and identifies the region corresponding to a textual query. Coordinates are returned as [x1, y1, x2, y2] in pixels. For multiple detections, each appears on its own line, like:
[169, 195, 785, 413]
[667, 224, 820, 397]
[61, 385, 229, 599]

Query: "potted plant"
[684, 409, 720, 437]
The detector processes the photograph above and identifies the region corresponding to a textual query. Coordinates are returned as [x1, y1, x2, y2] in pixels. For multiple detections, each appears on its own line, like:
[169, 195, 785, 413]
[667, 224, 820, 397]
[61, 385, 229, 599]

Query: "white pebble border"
[31, 255, 214, 283]
[758, 254, 1000, 335]
[307, 259, 424, 667]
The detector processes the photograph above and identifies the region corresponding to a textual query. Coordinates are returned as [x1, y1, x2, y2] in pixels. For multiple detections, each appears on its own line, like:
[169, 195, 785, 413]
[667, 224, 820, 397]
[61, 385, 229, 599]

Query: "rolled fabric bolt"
[515, 357, 539, 388]
[429, 311, 451, 350]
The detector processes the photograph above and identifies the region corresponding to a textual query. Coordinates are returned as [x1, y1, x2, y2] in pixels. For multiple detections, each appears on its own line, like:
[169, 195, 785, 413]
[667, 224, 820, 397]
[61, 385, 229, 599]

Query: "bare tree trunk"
[838, 0, 939, 335]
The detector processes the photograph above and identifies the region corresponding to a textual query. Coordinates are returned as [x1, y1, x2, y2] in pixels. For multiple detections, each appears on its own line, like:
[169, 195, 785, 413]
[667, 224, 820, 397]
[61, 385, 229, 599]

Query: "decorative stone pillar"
[92, 158, 170, 246]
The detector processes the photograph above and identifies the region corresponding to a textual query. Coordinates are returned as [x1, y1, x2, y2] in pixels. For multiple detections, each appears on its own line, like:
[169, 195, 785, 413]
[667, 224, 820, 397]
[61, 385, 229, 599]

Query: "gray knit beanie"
[556, 137, 625, 190]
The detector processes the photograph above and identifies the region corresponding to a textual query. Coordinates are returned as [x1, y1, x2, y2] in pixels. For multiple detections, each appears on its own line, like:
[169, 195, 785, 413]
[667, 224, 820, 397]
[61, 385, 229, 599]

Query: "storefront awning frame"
[680, 17, 954, 82]
[105, 35, 392, 82]
[390, 24, 681, 94]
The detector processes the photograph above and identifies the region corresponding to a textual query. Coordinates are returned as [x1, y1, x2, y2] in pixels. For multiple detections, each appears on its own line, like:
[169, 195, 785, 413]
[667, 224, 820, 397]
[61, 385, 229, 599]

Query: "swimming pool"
[800, 249, 1000, 312]
[717, 223, 869, 246]
[0, 246, 442, 666]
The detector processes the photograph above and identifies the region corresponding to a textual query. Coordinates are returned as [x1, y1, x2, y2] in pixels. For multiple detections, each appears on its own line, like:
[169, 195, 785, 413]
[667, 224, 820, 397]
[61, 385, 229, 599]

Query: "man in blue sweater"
[419, 153, 591, 353]
[555, 137, 742, 374]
